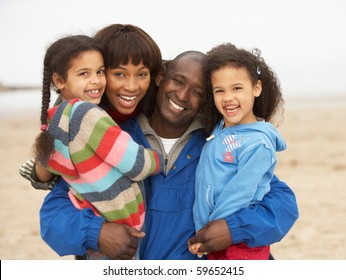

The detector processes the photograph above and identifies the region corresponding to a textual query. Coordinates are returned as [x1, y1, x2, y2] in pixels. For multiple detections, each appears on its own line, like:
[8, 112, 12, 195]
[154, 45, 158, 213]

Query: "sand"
[0, 94, 345, 260]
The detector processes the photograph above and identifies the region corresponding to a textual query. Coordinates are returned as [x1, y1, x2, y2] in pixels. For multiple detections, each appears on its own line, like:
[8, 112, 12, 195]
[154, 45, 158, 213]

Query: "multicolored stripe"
[46, 98, 163, 229]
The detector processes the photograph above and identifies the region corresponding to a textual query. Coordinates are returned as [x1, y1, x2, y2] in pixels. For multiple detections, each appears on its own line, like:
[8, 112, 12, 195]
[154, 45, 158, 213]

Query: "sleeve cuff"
[86, 216, 105, 251]
[225, 215, 243, 245]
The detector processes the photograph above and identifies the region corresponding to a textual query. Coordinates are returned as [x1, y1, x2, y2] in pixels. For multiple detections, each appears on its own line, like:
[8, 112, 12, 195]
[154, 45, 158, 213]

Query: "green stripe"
[63, 102, 73, 117]
[147, 150, 157, 174]
[102, 192, 143, 221]
[71, 116, 116, 164]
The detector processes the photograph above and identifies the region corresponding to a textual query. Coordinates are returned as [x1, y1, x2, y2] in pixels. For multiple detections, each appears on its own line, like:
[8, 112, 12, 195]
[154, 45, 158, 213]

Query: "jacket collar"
[138, 113, 205, 173]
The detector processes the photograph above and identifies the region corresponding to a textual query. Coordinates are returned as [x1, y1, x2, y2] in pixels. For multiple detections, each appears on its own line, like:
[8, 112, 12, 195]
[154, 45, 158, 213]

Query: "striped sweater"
[46, 98, 163, 230]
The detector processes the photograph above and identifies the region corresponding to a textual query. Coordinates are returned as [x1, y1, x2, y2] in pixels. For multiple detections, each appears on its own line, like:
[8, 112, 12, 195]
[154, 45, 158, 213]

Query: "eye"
[173, 78, 183, 85]
[192, 89, 203, 98]
[213, 89, 224, 95]
[113, 72, 125, 78]
[138, 71, 149, 78]
[79, 71, 89, 77]
[98, 69, 105, 75]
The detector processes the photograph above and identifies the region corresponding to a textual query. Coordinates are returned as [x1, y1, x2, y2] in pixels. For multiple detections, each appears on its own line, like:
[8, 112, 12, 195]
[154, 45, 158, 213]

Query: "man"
[39, 51, 298, 259]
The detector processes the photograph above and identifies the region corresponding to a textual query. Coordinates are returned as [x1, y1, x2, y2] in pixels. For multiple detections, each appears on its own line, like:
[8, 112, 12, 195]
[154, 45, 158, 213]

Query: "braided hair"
[33, 35, 104, 165]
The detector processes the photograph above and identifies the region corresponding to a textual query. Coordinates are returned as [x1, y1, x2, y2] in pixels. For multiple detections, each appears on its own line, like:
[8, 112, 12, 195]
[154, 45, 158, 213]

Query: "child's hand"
[188, 242, 207, 258]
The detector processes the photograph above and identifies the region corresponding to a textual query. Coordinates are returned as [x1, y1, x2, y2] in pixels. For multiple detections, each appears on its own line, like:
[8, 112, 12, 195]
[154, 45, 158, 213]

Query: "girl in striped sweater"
[33, 34, 163, 259]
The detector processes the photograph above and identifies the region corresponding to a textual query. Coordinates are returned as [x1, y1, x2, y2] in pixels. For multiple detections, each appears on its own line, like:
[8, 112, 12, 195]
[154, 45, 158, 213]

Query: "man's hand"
[98, 223, 145, 259]
[187, 219, 232, 254]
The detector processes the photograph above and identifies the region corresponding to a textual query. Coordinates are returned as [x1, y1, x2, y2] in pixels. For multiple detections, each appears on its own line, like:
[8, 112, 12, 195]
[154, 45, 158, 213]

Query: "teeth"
[120, 95, 136, 101]
[225, 105, 239, 112]
[88, 89, 100, 95]
[169, 99, 184, 111]
[118, 95, 137, 105]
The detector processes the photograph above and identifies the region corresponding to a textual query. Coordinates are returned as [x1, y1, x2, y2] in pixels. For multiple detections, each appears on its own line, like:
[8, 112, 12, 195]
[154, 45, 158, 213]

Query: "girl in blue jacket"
[190, 43, 292, 260]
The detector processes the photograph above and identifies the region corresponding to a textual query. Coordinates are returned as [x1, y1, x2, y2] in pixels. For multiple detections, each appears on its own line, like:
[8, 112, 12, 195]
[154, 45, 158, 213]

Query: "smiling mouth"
[118, 95, 137, 105]
[225, 105, 240, 113]
[86, 89, 102, 95]
[169, 98, 184, 111]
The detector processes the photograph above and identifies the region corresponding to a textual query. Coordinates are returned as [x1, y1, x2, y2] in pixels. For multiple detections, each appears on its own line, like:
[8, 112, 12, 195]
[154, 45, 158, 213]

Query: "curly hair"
[203, 43, 284, 135]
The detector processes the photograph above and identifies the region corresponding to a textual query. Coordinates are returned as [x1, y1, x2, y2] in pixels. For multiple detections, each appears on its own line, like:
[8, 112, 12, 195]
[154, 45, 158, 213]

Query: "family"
[20, 23, 299, 260]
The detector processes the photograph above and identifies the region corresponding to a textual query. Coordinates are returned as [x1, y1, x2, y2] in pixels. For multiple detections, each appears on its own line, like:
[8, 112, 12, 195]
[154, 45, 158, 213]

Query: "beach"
[0, 92, 345, 260]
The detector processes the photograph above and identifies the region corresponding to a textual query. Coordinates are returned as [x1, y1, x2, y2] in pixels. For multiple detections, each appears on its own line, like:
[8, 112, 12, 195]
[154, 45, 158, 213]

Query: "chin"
[118, 106, 135, 115]
[89, 100, 101, 105]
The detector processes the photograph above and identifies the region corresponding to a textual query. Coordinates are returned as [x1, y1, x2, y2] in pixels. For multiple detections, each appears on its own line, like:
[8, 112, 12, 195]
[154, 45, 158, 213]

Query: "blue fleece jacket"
[193, 120, 286, 231]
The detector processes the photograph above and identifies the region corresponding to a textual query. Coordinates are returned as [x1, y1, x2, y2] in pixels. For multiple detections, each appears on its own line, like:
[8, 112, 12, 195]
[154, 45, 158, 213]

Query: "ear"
[254, 80, 262, 97]
[52, 73, 65, 91]
[155, 65, 166, 87]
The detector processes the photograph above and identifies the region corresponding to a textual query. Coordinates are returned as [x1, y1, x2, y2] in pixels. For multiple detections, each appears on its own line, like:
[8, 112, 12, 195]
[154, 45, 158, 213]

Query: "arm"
[19, 157, 58, 190]
[40, 177, 143, 258]
[228, 175, 298, 246]
[48, 101, 163, 181]
[210, 146, 273, 222]
[188, 175, 299, 252]
[35, 160, 54, 182]
[40, 177, 104, 256]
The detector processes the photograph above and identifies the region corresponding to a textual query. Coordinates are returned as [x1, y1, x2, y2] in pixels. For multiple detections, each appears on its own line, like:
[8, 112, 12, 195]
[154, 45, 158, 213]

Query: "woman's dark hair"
[34, 35, 104, 165]
[203, 43, 284, 135]
[95, 24, 162, 115]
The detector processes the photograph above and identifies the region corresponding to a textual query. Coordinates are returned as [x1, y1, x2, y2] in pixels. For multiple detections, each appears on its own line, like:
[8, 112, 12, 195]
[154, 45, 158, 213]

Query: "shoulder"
[69, 100, 107, 120]
[120, 116, 140, 134]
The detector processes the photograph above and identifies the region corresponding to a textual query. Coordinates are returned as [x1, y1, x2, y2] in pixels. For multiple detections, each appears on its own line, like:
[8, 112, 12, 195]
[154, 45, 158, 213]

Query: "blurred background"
[1, 0, 345, 260]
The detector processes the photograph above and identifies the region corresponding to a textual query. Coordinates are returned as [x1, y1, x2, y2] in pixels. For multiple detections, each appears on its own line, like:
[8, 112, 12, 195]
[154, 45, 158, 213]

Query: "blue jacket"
[194, 121, 287, 231]
[40, 116, 299, 259]
[124, 117, 206, 259]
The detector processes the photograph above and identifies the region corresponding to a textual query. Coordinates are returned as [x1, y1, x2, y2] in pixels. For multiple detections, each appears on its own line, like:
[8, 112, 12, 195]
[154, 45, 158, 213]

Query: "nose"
[91, 75, 101, 85]
[123, 77, 139, 92]
[176, 86, 190, 102]
[223, 91, 234, 101]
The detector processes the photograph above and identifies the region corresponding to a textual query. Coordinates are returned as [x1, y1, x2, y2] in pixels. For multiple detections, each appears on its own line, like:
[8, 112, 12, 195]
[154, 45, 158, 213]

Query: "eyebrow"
[115, 65, 149, 71]
[76, 64, 105, 72]
[213, 82, 243, 89]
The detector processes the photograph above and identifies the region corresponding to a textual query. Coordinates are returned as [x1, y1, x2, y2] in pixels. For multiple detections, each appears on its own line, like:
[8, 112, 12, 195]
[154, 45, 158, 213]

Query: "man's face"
[154, 56, 204, 134]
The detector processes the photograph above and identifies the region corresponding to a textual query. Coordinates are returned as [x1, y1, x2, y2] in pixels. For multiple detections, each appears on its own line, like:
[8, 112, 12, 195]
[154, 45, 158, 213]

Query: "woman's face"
[105, 61, 151, 114]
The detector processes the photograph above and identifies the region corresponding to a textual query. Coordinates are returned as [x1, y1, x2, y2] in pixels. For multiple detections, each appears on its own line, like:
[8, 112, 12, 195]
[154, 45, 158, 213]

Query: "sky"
[0, 0, 345, 97]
